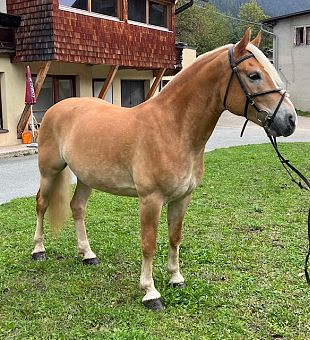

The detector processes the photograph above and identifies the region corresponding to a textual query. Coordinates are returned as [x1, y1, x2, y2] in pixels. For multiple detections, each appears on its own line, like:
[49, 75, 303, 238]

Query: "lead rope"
[306, 209, 310, 285]
[265, 133, 310, 286]
[240, 119, 249, 137]
[241, 122, 310, 286]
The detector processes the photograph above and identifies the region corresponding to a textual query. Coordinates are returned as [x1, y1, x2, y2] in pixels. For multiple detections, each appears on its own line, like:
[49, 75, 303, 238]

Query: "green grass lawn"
[1, 143, 310, 339]
[297, 109, 310, 117]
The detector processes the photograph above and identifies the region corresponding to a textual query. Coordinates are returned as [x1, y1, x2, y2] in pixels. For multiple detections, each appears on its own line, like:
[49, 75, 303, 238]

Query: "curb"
[0, 146, 38, 159]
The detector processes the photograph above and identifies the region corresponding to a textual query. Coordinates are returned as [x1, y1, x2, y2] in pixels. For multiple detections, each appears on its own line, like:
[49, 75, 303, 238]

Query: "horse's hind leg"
[32, 176, 55, 260]
[71, 179, 98, 264]
[167, 195, 191, 287]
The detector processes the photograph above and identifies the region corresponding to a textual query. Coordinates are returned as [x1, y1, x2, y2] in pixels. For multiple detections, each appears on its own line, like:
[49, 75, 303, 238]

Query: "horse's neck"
[153, 48, 229, 150]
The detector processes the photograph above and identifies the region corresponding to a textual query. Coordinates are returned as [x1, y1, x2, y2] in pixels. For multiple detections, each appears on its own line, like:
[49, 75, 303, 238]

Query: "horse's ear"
[235, 28, 252, 57]
[251, 31, 262, 47]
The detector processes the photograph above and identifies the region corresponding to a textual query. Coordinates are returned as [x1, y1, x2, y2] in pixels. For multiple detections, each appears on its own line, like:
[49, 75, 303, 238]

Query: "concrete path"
[206, 111, 310, 151]
[0, 112, 309, 205]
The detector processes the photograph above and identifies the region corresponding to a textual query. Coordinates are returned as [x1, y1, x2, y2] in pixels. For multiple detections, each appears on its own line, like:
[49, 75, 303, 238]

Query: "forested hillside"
[205, 0, 310, 17]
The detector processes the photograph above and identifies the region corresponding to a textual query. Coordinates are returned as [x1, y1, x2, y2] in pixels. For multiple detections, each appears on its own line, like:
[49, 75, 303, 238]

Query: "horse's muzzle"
[267, 112, 296, 137]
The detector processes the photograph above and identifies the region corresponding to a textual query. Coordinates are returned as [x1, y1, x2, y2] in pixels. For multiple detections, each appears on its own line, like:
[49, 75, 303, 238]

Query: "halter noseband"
[223, 45, 286, 136]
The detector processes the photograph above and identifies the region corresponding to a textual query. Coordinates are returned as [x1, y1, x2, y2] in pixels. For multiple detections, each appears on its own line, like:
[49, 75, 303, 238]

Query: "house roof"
[262, 9, 310, 26]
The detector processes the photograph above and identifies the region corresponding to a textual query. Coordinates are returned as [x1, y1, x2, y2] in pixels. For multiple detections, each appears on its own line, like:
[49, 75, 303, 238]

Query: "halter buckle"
[256, 110, 270, 124]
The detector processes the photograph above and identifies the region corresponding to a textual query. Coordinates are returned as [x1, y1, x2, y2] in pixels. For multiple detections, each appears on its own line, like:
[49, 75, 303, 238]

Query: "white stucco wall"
[0, 56, 27, 146]
[181, 47, 197, 69]
[0, 60, 155, 146]
[0, 1, 7, 13]
[273, 14, 310, 111]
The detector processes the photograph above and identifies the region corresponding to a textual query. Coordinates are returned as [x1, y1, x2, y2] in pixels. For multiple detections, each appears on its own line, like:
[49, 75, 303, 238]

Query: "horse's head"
[224, 28, 297, 137]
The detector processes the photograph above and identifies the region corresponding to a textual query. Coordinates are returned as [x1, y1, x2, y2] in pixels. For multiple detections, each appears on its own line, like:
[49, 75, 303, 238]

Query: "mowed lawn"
[0, 143, 310, 339]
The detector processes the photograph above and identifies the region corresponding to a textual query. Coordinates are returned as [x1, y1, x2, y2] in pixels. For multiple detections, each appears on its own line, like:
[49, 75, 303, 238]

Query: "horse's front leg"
[139, 194, 164, 311]
[167, 195, 191, 287]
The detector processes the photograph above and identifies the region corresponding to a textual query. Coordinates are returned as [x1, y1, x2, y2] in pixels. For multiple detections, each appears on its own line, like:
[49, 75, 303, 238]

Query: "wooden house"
[0, 0, 195, 146]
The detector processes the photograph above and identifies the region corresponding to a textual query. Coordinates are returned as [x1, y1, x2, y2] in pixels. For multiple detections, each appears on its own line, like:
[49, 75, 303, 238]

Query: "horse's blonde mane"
[246, 43, 284, 88]
[195, 44, 232, 63]
[159, 44, 232, 95]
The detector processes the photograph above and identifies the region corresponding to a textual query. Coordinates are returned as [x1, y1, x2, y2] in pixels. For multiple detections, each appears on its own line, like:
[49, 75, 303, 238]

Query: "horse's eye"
[248, 72, 261, 81]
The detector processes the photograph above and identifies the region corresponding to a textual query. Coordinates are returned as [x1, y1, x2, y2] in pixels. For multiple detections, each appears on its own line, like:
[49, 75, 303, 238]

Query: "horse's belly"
[94, 184, 138, 197]
[71, 166, 138, 197]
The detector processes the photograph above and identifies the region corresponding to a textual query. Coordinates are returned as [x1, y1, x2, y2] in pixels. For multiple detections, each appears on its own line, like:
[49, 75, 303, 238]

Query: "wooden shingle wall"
[7, 0, 177, 69]
[7, 0, 55, 62]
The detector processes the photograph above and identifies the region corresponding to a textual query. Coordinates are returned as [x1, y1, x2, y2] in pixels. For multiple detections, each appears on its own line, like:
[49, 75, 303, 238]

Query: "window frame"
[59, 0, 122, 21]
[59, 0, 172, 30]
[128, 0, 172, 30]
[294, 25, 310, 46]
[149, 1, 168, 28]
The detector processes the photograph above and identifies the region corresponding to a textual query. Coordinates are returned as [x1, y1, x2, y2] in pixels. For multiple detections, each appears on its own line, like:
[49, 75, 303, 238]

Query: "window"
[59, 0, 119, 17]
[60, 0, 87, 11]
[295, 26, 310, 46]
[92, 79, 113, 103]
[128, 0, 146, 23]
[159, 79, 169, 91]
[121, 80, 146, 107]
[0, 27, 15, 51]
[128, 0, 170, 28]
[149, 1, 167, 27]
[33, 76, 76, 122]
[307, 27, 310, 45]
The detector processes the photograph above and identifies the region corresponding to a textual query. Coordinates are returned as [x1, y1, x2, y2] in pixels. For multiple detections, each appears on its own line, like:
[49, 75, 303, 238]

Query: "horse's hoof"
[83, 257, 100, 265]
[32, 251, 47, 261]
[172, 282, 186, 288]
[143, 298, 165, 312]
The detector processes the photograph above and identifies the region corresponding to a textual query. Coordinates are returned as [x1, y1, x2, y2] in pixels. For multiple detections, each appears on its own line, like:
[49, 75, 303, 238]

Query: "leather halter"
[223, 45, 286, 135]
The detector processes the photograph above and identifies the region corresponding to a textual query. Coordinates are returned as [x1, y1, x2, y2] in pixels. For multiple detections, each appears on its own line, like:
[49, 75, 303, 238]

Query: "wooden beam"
[146, 68, 166, 100]
[17, 61, 51, 138]
[98, 65, 119, 99]
[121, 0, 128, 21]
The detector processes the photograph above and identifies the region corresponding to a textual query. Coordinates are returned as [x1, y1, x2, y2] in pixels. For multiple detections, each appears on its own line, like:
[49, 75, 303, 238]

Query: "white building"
[263, 10, 310, 111]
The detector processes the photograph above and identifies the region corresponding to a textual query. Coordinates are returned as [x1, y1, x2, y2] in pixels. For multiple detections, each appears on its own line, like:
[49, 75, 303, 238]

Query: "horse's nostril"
[288, 114, 295, 127]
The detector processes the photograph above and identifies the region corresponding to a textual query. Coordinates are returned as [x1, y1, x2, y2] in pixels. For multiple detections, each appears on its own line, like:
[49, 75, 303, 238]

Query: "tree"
[238, 0, 268, 37]
[176, 2, 232, 55]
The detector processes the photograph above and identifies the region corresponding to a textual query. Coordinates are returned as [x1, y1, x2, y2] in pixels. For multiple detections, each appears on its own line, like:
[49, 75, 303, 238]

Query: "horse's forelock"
[246, 43, 284, 88]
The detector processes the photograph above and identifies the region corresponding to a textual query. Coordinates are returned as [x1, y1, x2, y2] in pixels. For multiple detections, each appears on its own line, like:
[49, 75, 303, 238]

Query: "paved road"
[0, 112, 309, 205]
[0, 155, 39, 205]
[206, 111, 310, 151]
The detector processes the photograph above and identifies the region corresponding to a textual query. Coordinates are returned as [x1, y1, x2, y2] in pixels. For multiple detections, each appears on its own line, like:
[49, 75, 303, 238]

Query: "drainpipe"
[260, 24, 279, 71]
[175, 0, 194, 15]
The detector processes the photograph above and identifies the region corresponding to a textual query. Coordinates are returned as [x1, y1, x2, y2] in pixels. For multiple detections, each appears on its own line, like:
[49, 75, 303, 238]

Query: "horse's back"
[38, 97, 140, 194]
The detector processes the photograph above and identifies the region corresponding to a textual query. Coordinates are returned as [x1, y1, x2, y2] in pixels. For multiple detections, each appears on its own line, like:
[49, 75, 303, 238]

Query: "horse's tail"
[48, 167, 71, 235]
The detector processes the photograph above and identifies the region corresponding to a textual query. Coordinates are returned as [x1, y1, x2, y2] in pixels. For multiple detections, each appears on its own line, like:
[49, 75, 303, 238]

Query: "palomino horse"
[32, 29, 297, 311]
